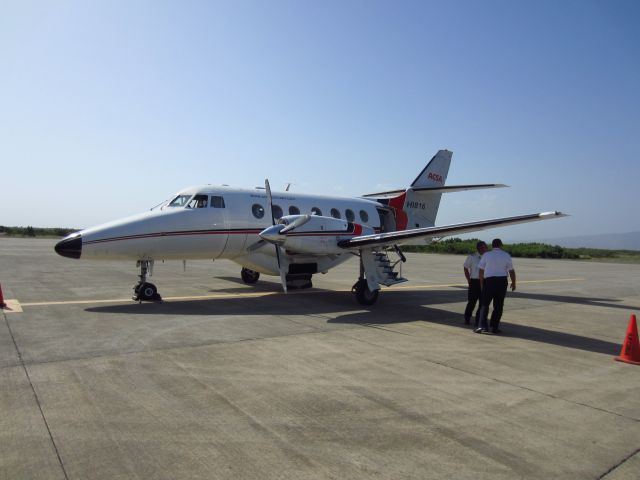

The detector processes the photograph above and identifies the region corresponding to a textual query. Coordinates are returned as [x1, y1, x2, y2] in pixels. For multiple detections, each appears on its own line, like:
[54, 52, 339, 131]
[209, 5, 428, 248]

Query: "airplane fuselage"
[72, 185, 387, 275]
[54, 150, 565, 305]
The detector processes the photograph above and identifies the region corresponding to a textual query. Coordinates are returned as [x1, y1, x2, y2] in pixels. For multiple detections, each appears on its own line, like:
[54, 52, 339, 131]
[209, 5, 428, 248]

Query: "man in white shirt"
[476, 238, 516, 334]
[463, 241, 488, 327]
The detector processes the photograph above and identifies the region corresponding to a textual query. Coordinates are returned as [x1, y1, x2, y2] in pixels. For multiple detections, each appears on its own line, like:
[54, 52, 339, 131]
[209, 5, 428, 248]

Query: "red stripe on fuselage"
[83, 229, 263, 245]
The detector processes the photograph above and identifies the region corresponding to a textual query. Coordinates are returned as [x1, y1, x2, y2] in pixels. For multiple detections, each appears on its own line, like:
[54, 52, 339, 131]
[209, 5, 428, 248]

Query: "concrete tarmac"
[1, 237, 639, 479]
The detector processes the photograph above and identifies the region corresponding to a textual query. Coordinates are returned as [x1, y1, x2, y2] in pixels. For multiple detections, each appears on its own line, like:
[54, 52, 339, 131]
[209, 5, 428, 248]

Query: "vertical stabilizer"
[403, 150, 452, 229]
[410, 150, 452, 188]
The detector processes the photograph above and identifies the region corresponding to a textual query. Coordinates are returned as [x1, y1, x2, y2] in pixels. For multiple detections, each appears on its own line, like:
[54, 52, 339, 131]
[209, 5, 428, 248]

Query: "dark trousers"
[464, 279, 482, 326]
[479, 277, 508, 331]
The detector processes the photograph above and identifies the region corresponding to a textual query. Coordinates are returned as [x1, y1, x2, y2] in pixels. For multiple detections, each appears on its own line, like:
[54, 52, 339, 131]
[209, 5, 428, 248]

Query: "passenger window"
[311, 207, 322, 216]
[252, 204, 265, 219]
[289, 205, 300, 215]
[359, 210, 369, 223]
[330, 208, 341, 219]
[188, 194, 208, 209]
[345, 209, 355, 222]
[272, 205, 283, 220]
[211, 196, 225, 208]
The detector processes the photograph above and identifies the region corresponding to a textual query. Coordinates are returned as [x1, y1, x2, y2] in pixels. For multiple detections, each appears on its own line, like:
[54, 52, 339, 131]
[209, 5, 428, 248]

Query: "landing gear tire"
[133, 260, 162, 302]
[137, 282, 158, 301]
[241, 268, 260, 284]
[353, 279, 379, 305]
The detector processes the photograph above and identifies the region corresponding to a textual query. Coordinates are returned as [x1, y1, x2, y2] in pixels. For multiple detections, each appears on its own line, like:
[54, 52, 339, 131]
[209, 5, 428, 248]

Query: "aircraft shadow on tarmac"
[86, 287, 624, 356]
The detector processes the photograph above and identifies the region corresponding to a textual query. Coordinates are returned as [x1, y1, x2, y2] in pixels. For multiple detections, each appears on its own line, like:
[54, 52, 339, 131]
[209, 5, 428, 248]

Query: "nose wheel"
[133, 260, 162, 302]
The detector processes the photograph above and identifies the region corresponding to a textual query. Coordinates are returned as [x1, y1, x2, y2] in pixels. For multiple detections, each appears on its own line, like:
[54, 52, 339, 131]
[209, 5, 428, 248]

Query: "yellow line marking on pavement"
[1, 299, 23, 313]
[17, 278, 584, 308]
[20, 291, 279, 307]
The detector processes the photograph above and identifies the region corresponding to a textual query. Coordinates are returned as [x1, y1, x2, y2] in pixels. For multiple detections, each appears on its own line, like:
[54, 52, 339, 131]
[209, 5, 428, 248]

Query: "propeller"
[246, 210, 311, 252]
[265, 179, 288, 293]
[280, 214, 311, 233]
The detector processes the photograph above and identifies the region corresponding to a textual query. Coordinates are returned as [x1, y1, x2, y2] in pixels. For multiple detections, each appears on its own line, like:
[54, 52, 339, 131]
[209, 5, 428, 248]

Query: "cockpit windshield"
[167, 195, 192, 207]
[187, 194, 209, 209]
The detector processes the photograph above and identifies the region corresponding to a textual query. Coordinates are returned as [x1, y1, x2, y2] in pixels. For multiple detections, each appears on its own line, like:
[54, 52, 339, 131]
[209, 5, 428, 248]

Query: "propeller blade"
[265, 179, 287, 293]
[276, 246, 287, 293]
[265, 179, 275, 226]
[280, 214, 311, 234]
[246, 239, 267, 252]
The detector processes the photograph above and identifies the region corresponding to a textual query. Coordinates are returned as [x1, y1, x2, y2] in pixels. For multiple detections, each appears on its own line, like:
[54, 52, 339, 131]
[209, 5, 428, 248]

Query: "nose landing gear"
[133, 260, 162, 302]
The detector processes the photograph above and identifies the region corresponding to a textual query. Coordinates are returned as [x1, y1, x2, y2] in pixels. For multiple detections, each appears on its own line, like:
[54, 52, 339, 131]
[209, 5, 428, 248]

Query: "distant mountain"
[534, 231, 640, 251]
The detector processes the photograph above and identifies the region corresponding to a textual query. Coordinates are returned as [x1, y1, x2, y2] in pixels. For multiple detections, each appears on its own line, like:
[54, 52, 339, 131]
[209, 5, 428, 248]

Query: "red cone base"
[615, 314, 640, 365]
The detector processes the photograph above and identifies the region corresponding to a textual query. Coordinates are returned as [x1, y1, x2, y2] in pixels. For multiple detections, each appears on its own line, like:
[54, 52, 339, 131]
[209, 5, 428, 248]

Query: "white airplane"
[55, 150, 565, 305]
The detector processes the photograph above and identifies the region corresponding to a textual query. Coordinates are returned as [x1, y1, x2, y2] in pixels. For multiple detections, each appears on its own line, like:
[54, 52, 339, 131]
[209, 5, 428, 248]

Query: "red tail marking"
[389, 192, 408, 230]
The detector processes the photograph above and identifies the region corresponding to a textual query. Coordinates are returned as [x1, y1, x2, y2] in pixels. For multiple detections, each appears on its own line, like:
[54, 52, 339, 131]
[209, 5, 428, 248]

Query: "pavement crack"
[346, 329, 640, 424]
[597, 448, 640, 479]
[3, 312, 70, 480]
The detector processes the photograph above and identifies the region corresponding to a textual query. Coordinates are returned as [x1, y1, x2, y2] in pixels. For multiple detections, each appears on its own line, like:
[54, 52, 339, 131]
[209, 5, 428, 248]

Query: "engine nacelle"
[260, 215, 373, 254]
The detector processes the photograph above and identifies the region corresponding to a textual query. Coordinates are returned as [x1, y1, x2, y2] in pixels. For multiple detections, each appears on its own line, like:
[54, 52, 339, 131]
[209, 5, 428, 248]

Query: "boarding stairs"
[373, 250, 408, 286]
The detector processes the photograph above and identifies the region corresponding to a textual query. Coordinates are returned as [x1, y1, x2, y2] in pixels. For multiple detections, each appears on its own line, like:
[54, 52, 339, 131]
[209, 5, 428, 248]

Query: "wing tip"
[540, 211, 569, 218]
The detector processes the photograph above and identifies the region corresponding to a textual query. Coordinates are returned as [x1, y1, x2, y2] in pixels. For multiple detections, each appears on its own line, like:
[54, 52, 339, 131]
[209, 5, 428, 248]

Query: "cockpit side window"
[168, 195, 192, 207]
[187, 194, 209, 209]
[211, 196, 225, 208]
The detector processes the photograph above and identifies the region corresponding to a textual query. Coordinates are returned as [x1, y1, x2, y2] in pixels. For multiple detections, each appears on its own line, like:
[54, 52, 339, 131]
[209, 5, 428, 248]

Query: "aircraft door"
[377, 208, 396, 233]
[218, 193, 249, 257]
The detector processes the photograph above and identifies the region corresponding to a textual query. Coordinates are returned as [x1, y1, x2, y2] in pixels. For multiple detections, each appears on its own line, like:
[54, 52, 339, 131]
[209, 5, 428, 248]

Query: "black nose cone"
[55, 234, 82, 259]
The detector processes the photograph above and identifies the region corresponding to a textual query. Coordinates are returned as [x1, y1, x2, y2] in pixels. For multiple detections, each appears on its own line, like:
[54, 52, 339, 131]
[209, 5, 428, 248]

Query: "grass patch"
[402, 238, 640, 263]
[0, 226, 78, 238]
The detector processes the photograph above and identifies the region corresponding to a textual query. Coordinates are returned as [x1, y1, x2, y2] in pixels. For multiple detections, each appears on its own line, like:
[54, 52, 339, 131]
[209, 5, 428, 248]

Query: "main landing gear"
[352, 255, 379, 305]
[241, 267, 260, 284]
[133, 260, 162, 302]
[352, 278, 379, 305]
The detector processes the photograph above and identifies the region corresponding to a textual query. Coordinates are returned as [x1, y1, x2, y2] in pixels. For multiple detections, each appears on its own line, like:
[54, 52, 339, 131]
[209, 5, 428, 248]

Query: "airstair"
[373, 249, 408, 286]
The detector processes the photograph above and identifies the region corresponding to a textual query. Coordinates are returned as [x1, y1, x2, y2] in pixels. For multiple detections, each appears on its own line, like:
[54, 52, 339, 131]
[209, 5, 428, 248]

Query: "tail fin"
[403, 150, 452, 229]
[411, 150, 452, 188]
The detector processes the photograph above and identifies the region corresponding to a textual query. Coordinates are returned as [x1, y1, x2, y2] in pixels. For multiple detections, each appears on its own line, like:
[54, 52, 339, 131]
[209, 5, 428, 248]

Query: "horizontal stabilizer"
[362, 184, 507, 198]
[338, 211, 568, 250]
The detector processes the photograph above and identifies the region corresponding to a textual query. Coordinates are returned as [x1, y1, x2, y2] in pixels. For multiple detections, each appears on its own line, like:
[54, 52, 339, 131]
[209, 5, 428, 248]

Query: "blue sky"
[1, 0, 638, 240]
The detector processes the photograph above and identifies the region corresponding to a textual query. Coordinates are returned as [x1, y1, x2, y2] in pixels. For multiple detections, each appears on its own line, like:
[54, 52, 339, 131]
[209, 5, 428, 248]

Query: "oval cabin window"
[252, 204, 265, 219]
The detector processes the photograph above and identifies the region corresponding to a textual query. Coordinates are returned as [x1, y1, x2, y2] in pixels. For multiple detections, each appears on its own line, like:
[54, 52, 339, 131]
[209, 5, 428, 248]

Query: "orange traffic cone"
[0, 283, 6, 308]
[615, 314, 640, 365]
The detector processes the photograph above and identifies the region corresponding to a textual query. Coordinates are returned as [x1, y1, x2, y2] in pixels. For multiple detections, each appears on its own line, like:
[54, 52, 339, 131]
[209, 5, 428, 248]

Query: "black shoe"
[474, 328, 483, 333]
[492, 329, 502, 334]
[481, 329, 491, 334]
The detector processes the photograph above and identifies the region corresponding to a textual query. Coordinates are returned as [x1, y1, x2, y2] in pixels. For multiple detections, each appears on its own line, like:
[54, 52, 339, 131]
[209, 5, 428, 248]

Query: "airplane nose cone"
[54, 234, 82, 259]
[259, 225, 285, 244]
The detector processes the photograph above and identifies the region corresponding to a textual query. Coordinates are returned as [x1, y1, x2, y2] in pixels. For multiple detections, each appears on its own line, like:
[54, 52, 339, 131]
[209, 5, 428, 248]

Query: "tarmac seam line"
[597, 447, 640, 479]
[345, 329, 640, 424]
[0, 322, 366, 371]
[3, 312, 70, 480]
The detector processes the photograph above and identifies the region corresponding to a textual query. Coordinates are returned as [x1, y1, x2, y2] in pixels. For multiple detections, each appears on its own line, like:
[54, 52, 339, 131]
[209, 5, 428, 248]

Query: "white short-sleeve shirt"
[463, 253, 482, 279]
[478, 248, 513, 278]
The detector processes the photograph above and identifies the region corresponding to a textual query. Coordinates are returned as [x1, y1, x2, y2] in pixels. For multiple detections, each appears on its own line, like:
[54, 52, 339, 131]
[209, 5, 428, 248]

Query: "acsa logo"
[428, 172, 443, 183]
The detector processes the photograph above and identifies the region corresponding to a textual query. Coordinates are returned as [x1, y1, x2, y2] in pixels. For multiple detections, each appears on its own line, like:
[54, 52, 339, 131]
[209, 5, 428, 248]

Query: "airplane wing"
[338, 211, 567, 250]
[361, 184, 507, 198]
